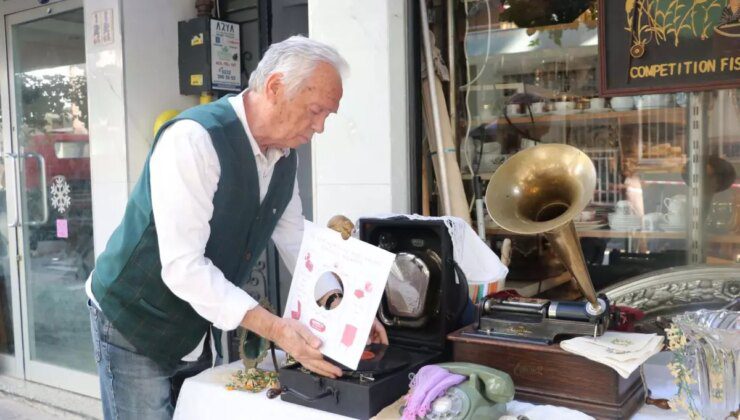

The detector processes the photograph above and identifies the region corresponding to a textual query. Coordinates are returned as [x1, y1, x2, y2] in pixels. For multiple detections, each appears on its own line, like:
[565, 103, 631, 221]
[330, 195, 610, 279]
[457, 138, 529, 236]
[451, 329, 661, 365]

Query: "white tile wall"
[309, 0, 410, 225]
[121, 0, 198, 192]
[84, 0, 128, 256]
[315, 185, 393, 226]
[84, 0, 197, 255]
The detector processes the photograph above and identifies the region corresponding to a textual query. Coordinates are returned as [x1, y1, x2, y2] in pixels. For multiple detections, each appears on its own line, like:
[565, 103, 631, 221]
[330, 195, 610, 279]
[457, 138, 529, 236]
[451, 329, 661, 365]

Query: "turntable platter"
[339, 343, 410, 377]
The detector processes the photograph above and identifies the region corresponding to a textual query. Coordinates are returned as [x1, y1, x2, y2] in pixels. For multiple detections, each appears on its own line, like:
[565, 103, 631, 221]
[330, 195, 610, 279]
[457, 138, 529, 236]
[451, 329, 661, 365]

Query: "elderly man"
[86, 36, 386, 419]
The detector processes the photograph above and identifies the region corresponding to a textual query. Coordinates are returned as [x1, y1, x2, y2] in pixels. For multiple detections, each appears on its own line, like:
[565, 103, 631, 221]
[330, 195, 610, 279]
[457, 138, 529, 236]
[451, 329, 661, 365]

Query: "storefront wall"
[0, 0, 412, 398]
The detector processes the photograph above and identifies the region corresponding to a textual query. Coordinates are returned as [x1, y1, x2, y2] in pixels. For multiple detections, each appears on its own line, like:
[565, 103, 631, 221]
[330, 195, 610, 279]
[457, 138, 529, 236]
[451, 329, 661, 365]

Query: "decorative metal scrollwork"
[242, 252, 268, 302]
[603, 265, 740, 332]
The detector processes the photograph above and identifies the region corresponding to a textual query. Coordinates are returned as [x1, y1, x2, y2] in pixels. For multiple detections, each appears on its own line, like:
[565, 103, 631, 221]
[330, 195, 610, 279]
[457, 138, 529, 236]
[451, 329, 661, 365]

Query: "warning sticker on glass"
[56, 219, 68, 239]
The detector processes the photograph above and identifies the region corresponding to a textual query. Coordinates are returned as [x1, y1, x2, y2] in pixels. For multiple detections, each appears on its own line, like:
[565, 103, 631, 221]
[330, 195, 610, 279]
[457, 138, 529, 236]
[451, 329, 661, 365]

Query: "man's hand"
[240, 305, 342, 378]
[367, 318, 389, 345]
[270, 318, 343, 378]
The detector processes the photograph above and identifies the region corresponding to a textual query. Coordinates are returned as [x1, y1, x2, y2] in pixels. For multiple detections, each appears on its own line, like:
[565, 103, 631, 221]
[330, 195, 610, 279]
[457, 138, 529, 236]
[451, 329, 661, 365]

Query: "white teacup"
[479, 104, 493, 119]
[664, 212, 684, 226]
[589, 97, 606, 111]
[531, 102, 546, 114]
[577, 210, 596, 222]
[554, 101, 575, 113]
[674, 92, 688, 108]
[506, 103, 521, 116]
[611, 96, 634, 111]
[642, 212, 663, 231]
[615, 200, 635, 215]
[635, 94, 673, 109]
[664, 194, 687, 214]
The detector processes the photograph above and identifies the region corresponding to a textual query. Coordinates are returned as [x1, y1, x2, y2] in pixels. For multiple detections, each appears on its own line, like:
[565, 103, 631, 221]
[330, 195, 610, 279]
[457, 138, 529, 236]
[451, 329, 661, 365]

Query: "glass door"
[0, 95, 17, 372]
[4, 0, 98, 396]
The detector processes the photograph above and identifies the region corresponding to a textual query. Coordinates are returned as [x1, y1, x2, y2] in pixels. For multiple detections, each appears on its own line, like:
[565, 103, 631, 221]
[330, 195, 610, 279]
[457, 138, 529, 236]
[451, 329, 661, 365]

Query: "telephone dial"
[423, 362, 514, 420]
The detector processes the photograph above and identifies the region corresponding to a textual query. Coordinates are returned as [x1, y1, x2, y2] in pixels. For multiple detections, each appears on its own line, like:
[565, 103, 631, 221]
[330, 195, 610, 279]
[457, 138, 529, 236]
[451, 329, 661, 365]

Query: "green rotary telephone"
[423, 362, 514, 420]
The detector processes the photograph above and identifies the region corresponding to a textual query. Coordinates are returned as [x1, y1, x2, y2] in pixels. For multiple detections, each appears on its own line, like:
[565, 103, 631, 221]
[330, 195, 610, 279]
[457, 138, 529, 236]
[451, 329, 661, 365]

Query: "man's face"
[268, 62, 343, 149]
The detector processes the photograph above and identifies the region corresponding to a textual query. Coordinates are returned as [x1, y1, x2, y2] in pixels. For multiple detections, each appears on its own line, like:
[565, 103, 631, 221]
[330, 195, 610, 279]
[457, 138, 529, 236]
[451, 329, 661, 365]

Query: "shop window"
[448, 0, 740, 295]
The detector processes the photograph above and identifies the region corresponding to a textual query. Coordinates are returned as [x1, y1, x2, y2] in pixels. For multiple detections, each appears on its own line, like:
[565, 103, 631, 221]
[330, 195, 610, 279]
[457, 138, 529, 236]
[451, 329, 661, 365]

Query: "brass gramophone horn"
[485, 144, 605, 314]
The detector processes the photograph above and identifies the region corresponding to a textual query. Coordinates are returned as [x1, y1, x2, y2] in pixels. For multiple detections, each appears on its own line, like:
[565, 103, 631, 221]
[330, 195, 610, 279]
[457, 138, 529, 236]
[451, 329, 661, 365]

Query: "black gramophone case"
[279, 218, 468, 419]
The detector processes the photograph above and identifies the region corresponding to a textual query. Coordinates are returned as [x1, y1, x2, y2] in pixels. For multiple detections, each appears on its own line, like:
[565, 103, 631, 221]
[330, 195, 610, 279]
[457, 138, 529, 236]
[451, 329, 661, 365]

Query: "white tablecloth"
[173, 351, 688, 420]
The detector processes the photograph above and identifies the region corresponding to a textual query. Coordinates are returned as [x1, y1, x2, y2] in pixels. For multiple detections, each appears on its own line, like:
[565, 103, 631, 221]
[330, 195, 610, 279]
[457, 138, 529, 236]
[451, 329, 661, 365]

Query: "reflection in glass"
[12, 8, 94, 372]
[0, 113, 13, 355]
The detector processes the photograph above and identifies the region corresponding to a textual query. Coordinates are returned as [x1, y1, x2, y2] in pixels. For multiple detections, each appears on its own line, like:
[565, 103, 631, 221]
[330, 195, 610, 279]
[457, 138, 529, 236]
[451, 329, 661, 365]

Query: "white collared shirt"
[86, 92, 338, 361]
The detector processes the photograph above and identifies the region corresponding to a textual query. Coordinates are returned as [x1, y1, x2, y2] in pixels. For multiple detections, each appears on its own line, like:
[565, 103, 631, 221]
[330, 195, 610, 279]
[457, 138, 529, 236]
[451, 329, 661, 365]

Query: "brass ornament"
[630, 42, 645, 58]
[327, 214, 355, 239]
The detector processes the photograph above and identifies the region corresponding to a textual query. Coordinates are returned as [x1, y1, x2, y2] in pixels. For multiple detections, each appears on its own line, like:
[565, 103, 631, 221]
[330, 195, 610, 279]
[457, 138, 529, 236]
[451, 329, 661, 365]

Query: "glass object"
[671, 310, 739, 419]
[384, 252, 431, 319]
[11, 8, 94, 372]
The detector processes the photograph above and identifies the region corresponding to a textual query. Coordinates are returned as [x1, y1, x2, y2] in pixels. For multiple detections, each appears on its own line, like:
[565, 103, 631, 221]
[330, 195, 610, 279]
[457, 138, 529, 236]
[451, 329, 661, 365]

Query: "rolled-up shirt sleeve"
[150, 120, 257, 331]
[271, 179, 304, 275]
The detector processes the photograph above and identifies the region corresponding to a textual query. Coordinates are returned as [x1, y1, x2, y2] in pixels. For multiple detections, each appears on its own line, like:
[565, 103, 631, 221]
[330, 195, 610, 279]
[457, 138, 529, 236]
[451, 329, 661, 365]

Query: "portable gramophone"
[466, 143, 611, 344]
[279, 218, 469, 419]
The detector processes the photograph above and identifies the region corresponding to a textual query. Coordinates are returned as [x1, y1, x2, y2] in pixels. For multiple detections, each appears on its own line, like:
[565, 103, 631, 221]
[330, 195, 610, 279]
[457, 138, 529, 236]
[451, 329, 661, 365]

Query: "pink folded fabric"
[402, 365, 466, 420]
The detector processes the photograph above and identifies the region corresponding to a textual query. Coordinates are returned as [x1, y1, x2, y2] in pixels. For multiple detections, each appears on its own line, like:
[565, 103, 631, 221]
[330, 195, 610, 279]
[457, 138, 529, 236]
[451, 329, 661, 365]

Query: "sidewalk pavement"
[0, 392, 82, 419]
[0, 374, 101, 419]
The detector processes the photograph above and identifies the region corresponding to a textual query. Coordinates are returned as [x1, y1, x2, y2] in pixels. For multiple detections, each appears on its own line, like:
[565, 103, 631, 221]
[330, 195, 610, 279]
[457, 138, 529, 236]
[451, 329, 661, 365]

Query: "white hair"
[248, 35, 348, 97]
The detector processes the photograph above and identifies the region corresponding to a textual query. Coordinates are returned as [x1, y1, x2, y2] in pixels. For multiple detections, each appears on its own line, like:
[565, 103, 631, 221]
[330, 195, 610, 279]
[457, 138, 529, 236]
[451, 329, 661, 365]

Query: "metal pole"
[420, 0, 453, 215]
[447, 0, 457, 148]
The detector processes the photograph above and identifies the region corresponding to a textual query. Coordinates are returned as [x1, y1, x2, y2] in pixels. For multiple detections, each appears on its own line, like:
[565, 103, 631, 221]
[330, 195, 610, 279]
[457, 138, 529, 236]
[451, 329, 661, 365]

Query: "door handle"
[22, 151, 49, 226]
[4, 152, 20, 228]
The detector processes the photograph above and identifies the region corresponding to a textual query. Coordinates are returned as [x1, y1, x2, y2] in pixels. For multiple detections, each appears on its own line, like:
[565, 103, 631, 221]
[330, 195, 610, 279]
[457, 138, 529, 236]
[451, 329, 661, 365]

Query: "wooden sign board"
[599, 0, 740, 96]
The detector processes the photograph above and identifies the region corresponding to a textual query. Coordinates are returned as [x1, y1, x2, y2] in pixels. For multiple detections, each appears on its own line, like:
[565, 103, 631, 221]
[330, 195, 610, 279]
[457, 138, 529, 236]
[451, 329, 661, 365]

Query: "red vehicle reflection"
[25, 132, 90, 190]
[22, 132, 92, 264]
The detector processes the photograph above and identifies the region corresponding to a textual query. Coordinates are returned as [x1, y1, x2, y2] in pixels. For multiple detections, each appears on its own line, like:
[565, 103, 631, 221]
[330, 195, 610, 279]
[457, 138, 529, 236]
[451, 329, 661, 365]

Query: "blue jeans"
[88, 301, 211, 420]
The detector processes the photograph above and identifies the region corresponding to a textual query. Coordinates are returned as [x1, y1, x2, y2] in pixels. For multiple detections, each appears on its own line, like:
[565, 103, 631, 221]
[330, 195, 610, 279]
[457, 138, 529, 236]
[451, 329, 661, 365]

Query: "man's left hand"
[367, 318, 388, 345]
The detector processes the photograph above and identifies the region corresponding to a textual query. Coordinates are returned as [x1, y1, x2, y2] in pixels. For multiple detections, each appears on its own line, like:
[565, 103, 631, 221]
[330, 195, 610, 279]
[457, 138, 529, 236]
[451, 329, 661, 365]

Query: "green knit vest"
[91, 96, 296, 369]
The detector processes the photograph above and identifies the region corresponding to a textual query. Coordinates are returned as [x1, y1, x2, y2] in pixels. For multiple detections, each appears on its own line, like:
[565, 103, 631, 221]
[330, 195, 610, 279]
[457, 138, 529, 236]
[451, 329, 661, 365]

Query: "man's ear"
[264, 72, 284, 102]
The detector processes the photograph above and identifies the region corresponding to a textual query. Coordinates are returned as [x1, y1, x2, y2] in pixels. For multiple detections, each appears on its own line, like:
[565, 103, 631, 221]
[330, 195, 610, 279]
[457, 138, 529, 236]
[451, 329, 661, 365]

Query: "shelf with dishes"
[461, 155, 687, 180]
[484, 227, 740, 243]
[470, 106, 686, 128]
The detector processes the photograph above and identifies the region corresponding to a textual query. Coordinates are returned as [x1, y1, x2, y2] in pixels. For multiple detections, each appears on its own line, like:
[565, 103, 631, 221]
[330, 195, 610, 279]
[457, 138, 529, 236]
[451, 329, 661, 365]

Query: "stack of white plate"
[661, 220, 685, 232]
[574, 220, 608, 231]
[608, 213, 642, 231]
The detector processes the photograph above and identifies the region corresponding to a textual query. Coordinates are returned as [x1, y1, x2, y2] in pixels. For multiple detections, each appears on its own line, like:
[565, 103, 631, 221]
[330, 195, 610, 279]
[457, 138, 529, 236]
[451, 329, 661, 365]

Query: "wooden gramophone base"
[447, 326, 645, 420]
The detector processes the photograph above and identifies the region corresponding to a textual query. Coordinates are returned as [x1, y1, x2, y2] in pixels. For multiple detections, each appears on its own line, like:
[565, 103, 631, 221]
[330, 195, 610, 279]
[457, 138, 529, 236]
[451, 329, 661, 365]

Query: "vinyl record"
[343, 343, 410, 376]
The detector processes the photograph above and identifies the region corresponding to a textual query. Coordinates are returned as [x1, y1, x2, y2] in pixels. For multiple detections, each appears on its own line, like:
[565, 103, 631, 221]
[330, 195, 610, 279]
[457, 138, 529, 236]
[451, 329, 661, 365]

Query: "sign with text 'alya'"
[599, 0, 740, 96]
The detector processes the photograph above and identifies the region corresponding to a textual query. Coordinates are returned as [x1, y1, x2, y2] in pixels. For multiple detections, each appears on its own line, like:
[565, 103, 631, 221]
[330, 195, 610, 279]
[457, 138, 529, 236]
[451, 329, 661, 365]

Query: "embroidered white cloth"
[560, 332, 664, 379]
[358, 214, 508, 285]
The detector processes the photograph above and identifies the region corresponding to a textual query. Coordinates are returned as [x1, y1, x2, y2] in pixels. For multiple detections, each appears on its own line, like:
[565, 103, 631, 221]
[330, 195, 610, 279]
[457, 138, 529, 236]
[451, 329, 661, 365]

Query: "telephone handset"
[425, 362, 514, 420]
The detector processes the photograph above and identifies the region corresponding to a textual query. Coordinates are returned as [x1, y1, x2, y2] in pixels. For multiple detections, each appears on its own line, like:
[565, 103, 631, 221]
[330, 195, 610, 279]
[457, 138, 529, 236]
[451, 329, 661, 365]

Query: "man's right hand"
[270, 318, 342, 378]
[240, 305, 342, 378]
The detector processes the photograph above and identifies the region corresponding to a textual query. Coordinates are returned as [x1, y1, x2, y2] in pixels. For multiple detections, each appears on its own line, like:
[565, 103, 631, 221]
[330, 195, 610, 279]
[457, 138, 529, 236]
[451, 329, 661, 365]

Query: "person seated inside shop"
[85, 36, 387, 420]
